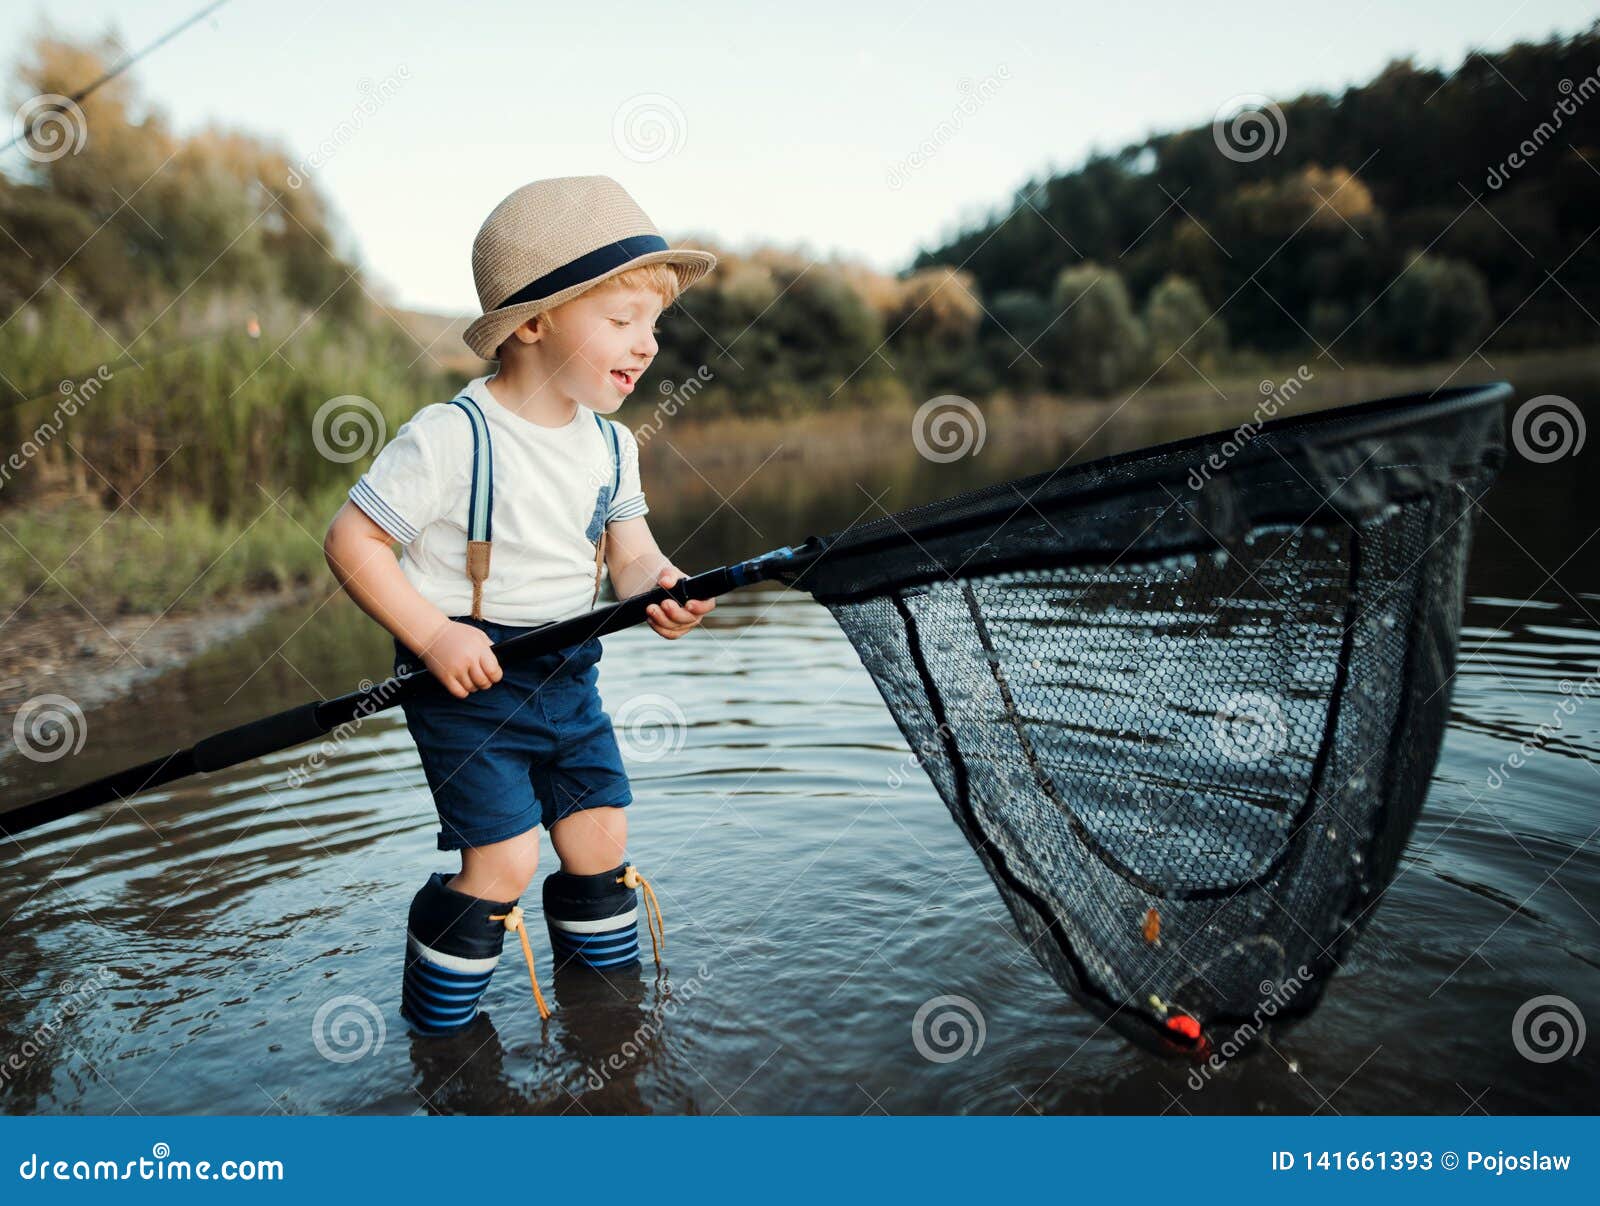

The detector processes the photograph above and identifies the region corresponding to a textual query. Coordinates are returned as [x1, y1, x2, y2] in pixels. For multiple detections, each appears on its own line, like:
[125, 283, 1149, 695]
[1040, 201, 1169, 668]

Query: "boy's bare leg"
[543, 806, 639, 971]
[549, 806, 629, 874]
[451, 829, 540, 900]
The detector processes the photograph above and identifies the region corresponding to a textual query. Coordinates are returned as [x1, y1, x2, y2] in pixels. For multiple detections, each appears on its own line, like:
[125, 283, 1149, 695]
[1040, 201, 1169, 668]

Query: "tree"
[1145, 274, 1227, 380]
[1045, 264, 1148, 396]
[1382, 252, 1493, 361]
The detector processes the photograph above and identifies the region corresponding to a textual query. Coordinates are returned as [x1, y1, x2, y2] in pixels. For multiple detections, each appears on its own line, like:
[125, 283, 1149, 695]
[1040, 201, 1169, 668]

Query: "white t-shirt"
[348, 374, 648, 626]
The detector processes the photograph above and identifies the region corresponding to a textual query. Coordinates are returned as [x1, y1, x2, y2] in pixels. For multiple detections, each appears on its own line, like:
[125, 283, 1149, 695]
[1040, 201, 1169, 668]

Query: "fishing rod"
[1, 0, 233, 157]
[0, 540, 826, 840]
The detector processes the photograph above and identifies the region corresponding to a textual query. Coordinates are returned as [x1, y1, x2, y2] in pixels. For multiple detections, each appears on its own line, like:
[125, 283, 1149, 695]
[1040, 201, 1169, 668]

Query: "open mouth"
[610, 369, 634, 389]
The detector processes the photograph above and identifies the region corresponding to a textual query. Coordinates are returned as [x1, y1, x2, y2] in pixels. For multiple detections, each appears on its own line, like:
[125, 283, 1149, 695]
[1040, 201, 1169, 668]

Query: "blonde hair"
[529, 262, 685, 337]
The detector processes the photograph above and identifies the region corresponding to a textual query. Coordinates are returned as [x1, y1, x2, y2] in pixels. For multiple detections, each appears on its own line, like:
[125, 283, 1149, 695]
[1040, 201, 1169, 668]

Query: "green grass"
[0, 482, 348, 619]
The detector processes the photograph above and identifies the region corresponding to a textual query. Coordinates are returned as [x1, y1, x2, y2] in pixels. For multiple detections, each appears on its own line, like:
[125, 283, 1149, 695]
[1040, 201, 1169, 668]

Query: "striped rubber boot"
[400, 871, 517, 1034]
[543, 863, 641, 971]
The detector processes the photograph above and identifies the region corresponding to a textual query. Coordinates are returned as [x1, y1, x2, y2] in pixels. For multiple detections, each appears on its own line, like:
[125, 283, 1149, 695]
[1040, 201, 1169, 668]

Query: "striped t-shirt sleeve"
[348, 406, 452, 544]
[605, 421, 649, 523]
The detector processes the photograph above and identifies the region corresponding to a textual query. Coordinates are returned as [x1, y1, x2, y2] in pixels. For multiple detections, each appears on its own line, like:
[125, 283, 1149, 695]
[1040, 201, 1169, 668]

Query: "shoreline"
[2, 347, 1590, 733]
[0, 582, 318, 752]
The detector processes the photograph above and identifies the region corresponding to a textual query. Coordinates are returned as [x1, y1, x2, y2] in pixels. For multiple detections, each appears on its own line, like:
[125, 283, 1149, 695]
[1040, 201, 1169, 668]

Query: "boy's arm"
[322, 501, 502, 696]
[603, 515, 714, 637]
[603, 514, 675, 598]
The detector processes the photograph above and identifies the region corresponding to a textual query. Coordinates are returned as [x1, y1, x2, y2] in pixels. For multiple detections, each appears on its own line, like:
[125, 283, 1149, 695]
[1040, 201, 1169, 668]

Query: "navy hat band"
[495, 234, 670, 310]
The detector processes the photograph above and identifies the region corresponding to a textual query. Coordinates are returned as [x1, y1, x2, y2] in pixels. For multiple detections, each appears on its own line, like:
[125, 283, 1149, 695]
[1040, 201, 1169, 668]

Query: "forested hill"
[908, 23, 1598, 390]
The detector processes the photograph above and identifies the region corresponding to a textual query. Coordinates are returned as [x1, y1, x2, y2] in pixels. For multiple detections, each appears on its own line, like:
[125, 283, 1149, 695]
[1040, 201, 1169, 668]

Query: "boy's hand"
[420, 619, 504, 698]
[646, 567, 714, 639]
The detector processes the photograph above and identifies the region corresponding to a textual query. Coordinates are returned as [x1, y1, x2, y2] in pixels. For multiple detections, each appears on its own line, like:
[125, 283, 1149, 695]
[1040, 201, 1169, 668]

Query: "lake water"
[2, 389, 1596, 1115]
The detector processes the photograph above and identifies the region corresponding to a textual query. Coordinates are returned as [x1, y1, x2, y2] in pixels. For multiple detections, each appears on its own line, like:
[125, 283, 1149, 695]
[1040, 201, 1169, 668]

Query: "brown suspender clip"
[466, 538, 492, 621]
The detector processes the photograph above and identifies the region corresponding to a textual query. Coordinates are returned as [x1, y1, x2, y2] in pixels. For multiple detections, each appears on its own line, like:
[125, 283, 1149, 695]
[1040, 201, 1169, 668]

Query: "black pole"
[1, 540, 824, 840]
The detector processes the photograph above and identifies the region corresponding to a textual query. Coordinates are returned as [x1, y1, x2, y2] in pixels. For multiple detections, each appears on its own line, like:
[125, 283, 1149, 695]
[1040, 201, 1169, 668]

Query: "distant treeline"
[901, 22, 1600, 395]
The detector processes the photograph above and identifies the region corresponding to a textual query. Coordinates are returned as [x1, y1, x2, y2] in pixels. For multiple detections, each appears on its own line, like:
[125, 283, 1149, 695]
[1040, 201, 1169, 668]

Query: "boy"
[323, 176, 717, 1033]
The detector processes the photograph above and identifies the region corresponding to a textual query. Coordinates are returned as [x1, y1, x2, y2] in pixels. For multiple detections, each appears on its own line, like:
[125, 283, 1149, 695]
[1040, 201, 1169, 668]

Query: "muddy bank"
[0, 582, 317, 759]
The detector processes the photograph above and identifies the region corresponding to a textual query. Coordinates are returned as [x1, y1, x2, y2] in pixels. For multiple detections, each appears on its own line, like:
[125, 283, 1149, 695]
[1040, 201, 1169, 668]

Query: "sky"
[2, 0, 1593, 315]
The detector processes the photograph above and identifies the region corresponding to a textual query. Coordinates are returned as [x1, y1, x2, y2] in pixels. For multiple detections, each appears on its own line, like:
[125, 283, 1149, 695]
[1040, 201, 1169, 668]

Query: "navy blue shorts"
[393, 616, 632, 851]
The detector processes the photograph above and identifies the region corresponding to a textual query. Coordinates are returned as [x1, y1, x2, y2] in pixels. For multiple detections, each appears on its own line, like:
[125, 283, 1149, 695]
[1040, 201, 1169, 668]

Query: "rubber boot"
[542, 863, 640, 971]
[401, 871, 518, 1034]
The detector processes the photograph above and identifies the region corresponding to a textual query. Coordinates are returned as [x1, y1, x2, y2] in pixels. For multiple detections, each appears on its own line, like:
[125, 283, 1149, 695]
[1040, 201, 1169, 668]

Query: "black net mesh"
[778, 386, 1508, 1056]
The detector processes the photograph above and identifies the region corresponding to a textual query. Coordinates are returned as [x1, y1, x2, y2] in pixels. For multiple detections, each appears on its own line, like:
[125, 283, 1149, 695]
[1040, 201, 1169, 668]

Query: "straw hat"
[462, 175, 717, 360]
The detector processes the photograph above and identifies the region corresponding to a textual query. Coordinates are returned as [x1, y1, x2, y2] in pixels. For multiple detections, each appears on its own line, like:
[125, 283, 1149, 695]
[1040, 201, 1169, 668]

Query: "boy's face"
[518, 281, 663, 413]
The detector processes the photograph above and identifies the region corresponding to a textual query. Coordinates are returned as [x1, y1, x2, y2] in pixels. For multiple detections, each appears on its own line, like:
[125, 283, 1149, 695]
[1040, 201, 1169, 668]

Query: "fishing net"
[780, 386, 1507, 1055]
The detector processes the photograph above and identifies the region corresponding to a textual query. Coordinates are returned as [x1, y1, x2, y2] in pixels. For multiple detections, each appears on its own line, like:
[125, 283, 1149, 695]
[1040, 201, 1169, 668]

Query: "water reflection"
[1, 391, 1597, 1114]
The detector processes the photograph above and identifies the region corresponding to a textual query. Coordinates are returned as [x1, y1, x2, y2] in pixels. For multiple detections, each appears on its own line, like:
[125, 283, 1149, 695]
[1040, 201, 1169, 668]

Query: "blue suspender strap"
[451, 397, 494, 542]
[449, 396, 494, 619]
[588, 414, 623, 608]
[594, 413, 622, 503]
